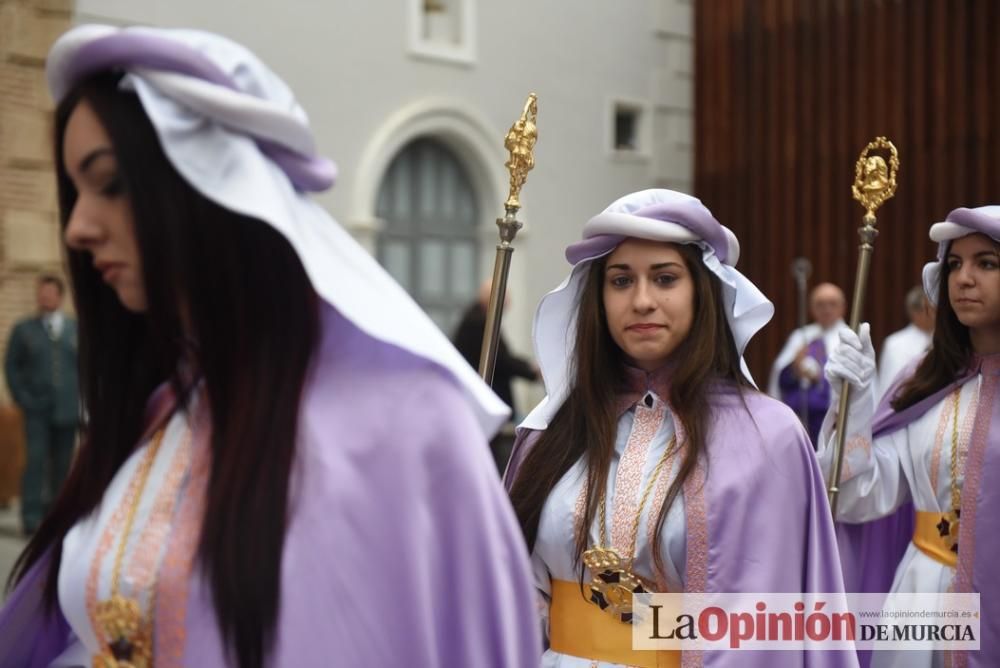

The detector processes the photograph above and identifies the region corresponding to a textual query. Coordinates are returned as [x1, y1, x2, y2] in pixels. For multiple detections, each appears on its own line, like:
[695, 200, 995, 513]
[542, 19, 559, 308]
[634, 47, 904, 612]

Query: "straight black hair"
[11, 72, 320, 668]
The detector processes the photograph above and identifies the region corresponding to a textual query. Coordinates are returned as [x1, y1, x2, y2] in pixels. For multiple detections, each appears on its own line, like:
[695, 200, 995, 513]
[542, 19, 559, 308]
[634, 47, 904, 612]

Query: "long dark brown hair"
[509, 242, 752, 581]
[10, 72, 320, 668]
[892, 243, 982, 410]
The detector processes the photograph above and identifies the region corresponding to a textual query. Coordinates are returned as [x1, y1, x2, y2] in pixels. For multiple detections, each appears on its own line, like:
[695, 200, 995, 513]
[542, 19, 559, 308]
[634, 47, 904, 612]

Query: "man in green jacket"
[4, 275, 78, 534]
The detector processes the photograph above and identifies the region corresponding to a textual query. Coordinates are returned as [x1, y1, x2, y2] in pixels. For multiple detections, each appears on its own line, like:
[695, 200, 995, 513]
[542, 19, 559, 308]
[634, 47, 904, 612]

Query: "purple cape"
[836, 355, 1000, 667]
[0, 304, 542, 666]
[506, 385, 857, 667]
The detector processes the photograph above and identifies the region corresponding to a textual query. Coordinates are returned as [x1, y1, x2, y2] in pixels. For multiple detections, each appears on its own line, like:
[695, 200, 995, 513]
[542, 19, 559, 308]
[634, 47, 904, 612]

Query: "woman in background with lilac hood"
[504, 189, 856, 667]
[0, 25, 540, 667]
[818, 205, 1000, 668]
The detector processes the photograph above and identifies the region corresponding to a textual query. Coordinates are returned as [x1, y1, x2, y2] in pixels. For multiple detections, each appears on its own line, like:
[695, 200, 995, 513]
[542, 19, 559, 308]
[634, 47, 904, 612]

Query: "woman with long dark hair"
[0, 25, 540, 667]
[819, 206, 1000, 668]
[505, 189, 854, 667]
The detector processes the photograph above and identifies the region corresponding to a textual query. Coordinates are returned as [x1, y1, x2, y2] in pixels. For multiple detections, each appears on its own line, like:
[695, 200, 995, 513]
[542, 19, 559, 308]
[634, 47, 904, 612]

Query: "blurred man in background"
[769, 282, 847, 445]
[878, 285, 935, 398]
[452, 280, 539, 470]
[4, 275, 78, 535]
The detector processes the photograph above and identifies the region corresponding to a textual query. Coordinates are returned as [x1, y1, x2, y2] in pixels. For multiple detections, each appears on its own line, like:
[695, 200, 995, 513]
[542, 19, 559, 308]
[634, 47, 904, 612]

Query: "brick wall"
[0, 0, 71, 403]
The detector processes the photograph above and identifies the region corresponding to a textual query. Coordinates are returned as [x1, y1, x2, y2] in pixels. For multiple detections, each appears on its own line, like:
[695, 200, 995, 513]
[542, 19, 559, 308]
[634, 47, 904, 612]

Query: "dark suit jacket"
[4, 314, 79, 426]
[451, 303, 537, 412]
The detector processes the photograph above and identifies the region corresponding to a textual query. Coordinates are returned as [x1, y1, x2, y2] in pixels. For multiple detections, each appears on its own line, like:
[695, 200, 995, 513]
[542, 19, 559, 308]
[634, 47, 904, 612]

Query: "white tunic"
[532, 389, 687, 667]
[818, 375, 980, 668]
[50, 404, 196, 667]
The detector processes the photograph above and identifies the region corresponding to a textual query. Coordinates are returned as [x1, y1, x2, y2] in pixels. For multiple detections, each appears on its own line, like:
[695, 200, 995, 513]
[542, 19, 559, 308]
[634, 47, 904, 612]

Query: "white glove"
[824, 323, 876, 392]
[818, 323, 876, 471]
[799, 356, 822, 383]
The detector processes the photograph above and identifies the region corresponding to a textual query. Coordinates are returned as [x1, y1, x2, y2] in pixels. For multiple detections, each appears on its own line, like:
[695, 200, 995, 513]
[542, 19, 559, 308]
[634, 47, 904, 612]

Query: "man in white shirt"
[877, 285, 934, 398]
[768, 282, 847, 444]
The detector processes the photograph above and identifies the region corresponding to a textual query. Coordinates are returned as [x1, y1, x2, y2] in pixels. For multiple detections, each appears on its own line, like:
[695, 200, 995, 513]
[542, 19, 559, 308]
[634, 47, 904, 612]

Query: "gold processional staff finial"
[503, 93, 538, 212]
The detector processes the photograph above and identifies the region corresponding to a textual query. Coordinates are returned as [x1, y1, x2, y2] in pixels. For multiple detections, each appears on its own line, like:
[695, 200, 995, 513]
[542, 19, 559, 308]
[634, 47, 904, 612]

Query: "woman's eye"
[100, 176, 125, 198]
[947, 260, 961, 271]
[981, 259, 999, 270]
[609, 275, 632, 288]
[655, 274, 677, 286]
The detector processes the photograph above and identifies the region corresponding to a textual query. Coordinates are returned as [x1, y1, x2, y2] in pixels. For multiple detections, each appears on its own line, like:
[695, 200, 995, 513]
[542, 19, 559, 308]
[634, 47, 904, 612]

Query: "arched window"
[376, 138, 480, 334]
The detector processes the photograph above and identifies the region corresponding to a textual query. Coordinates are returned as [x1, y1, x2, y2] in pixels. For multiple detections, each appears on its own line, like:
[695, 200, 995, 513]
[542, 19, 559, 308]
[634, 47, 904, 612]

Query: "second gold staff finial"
[503, 93, 538, 211]
[851, 136, 899, 217]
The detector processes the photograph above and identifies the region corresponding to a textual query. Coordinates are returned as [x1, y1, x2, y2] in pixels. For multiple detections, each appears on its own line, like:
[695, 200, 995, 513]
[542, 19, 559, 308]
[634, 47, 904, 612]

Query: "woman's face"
[602, 239, 694, 372]
[62, 100, 147, 312]
[947, 233, 1000, 333]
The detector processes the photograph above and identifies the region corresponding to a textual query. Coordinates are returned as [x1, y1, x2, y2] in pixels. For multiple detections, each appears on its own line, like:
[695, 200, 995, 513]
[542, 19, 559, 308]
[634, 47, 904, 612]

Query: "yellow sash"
[913, 510, 958, 568]
[549, 579, 680, 668]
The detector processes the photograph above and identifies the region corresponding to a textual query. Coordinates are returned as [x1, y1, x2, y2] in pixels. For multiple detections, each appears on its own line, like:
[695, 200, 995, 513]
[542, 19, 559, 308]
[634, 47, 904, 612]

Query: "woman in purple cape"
[819, 206, 1000, 668]
[0, 25, 540, 667]
[504, 189, 856, 667]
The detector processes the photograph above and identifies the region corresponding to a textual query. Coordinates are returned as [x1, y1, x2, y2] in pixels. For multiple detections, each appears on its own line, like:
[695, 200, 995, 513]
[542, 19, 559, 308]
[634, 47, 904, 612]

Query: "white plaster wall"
[71, 0, 694, 413]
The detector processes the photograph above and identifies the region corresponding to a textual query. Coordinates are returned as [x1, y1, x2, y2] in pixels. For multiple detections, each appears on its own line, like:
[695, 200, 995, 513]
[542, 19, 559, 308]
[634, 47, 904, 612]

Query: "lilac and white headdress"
[47, 25, 509, 435]
[923, 205, 1000, 306]
[520, 189, 774, 430]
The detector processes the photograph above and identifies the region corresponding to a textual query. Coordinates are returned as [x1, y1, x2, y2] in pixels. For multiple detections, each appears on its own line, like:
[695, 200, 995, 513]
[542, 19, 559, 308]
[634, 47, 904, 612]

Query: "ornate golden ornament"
[503, 93, 538, 210]
[851, 136, 899, 216]
[937, 509, 961, 552]
[583, 546, 651, 622]
[93, 594, 152, 667]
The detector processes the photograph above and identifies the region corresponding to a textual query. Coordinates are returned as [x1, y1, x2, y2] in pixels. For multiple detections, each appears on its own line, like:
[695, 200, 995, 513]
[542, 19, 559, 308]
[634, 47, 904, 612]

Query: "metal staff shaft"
[828, 213, 877, 515]
[479, 208, 522, 383]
